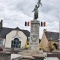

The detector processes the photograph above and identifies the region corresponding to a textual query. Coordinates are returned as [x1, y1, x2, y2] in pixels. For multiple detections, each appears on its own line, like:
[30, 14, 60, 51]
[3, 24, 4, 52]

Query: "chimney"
[43, 29, 46, 32]
[0, 20, 3, 31]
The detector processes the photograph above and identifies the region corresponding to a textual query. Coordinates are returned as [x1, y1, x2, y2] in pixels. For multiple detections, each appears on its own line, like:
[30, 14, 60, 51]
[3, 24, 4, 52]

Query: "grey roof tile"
[0, 27, 30, 38]
[45, 31, 59, 42]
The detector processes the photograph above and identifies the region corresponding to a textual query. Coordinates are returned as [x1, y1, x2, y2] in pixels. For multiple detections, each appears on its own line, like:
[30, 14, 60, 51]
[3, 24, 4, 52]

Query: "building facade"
[40, 29, 59, 51]
[0, 20, 30, 49]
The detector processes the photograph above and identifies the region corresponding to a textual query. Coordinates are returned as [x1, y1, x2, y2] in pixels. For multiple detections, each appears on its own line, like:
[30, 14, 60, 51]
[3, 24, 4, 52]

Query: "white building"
[0, 20, 30, 48]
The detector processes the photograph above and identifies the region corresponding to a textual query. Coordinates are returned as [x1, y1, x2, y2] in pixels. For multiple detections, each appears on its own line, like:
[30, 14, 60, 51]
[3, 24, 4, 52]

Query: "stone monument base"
[18, 50, 47, 60]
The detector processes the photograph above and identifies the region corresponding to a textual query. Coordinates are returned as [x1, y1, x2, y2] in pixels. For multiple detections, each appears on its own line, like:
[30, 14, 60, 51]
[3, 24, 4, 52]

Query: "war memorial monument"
[29, 0, 42, 51]
[18, 0, 47, 60]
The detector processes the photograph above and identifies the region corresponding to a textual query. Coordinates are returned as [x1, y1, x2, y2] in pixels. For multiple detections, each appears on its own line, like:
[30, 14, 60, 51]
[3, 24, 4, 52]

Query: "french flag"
[40, 22, 46, 27]
[25, 21, 30, 26]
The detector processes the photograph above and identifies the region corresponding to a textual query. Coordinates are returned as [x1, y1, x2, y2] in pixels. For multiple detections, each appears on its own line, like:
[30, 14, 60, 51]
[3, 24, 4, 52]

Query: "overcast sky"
[0, 0, 60, 38]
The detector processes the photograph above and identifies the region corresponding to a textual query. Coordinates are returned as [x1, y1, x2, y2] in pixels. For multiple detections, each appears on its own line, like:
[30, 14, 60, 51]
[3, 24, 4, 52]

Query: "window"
[0, 39, 3, 46]
[11, 38, 21, 48]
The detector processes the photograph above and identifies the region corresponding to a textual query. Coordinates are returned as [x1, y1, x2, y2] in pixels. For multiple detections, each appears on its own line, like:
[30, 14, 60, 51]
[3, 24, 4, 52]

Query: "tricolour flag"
[25, 21, 30, 26]
[40, 22, 46, 27]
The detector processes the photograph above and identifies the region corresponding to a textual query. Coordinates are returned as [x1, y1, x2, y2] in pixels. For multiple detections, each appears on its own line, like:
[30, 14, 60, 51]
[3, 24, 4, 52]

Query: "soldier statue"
[32, 0, 42, 19]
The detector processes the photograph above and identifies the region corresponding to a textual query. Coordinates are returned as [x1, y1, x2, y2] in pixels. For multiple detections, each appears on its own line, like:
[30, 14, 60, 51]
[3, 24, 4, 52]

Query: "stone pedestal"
[29, 19, 40, 51]
[18, 50, 47, 60]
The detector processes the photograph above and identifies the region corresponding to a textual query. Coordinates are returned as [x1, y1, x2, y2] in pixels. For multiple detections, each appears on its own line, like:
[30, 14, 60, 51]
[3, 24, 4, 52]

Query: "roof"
[14, 27, 30, 37]
[0, 27, 13, 38]
[45, 31, 59, 42]
[0, 27, 30, 39]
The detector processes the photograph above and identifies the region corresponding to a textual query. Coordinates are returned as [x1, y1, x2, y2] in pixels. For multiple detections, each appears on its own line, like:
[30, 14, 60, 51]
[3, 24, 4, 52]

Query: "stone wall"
[0, 52, 11, 60]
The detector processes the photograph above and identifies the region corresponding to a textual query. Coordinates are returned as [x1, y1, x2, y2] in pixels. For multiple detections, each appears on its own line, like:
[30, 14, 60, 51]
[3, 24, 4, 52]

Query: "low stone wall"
[12, 56, 34, 60]
[0, 51, 11, 60]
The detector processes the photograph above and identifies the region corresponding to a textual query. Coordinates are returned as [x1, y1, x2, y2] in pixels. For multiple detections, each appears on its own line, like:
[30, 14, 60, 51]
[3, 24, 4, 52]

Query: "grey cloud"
[41, 3, 52, 13]
[0, 0, 59, 36]
[15, 0, 37, 17]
